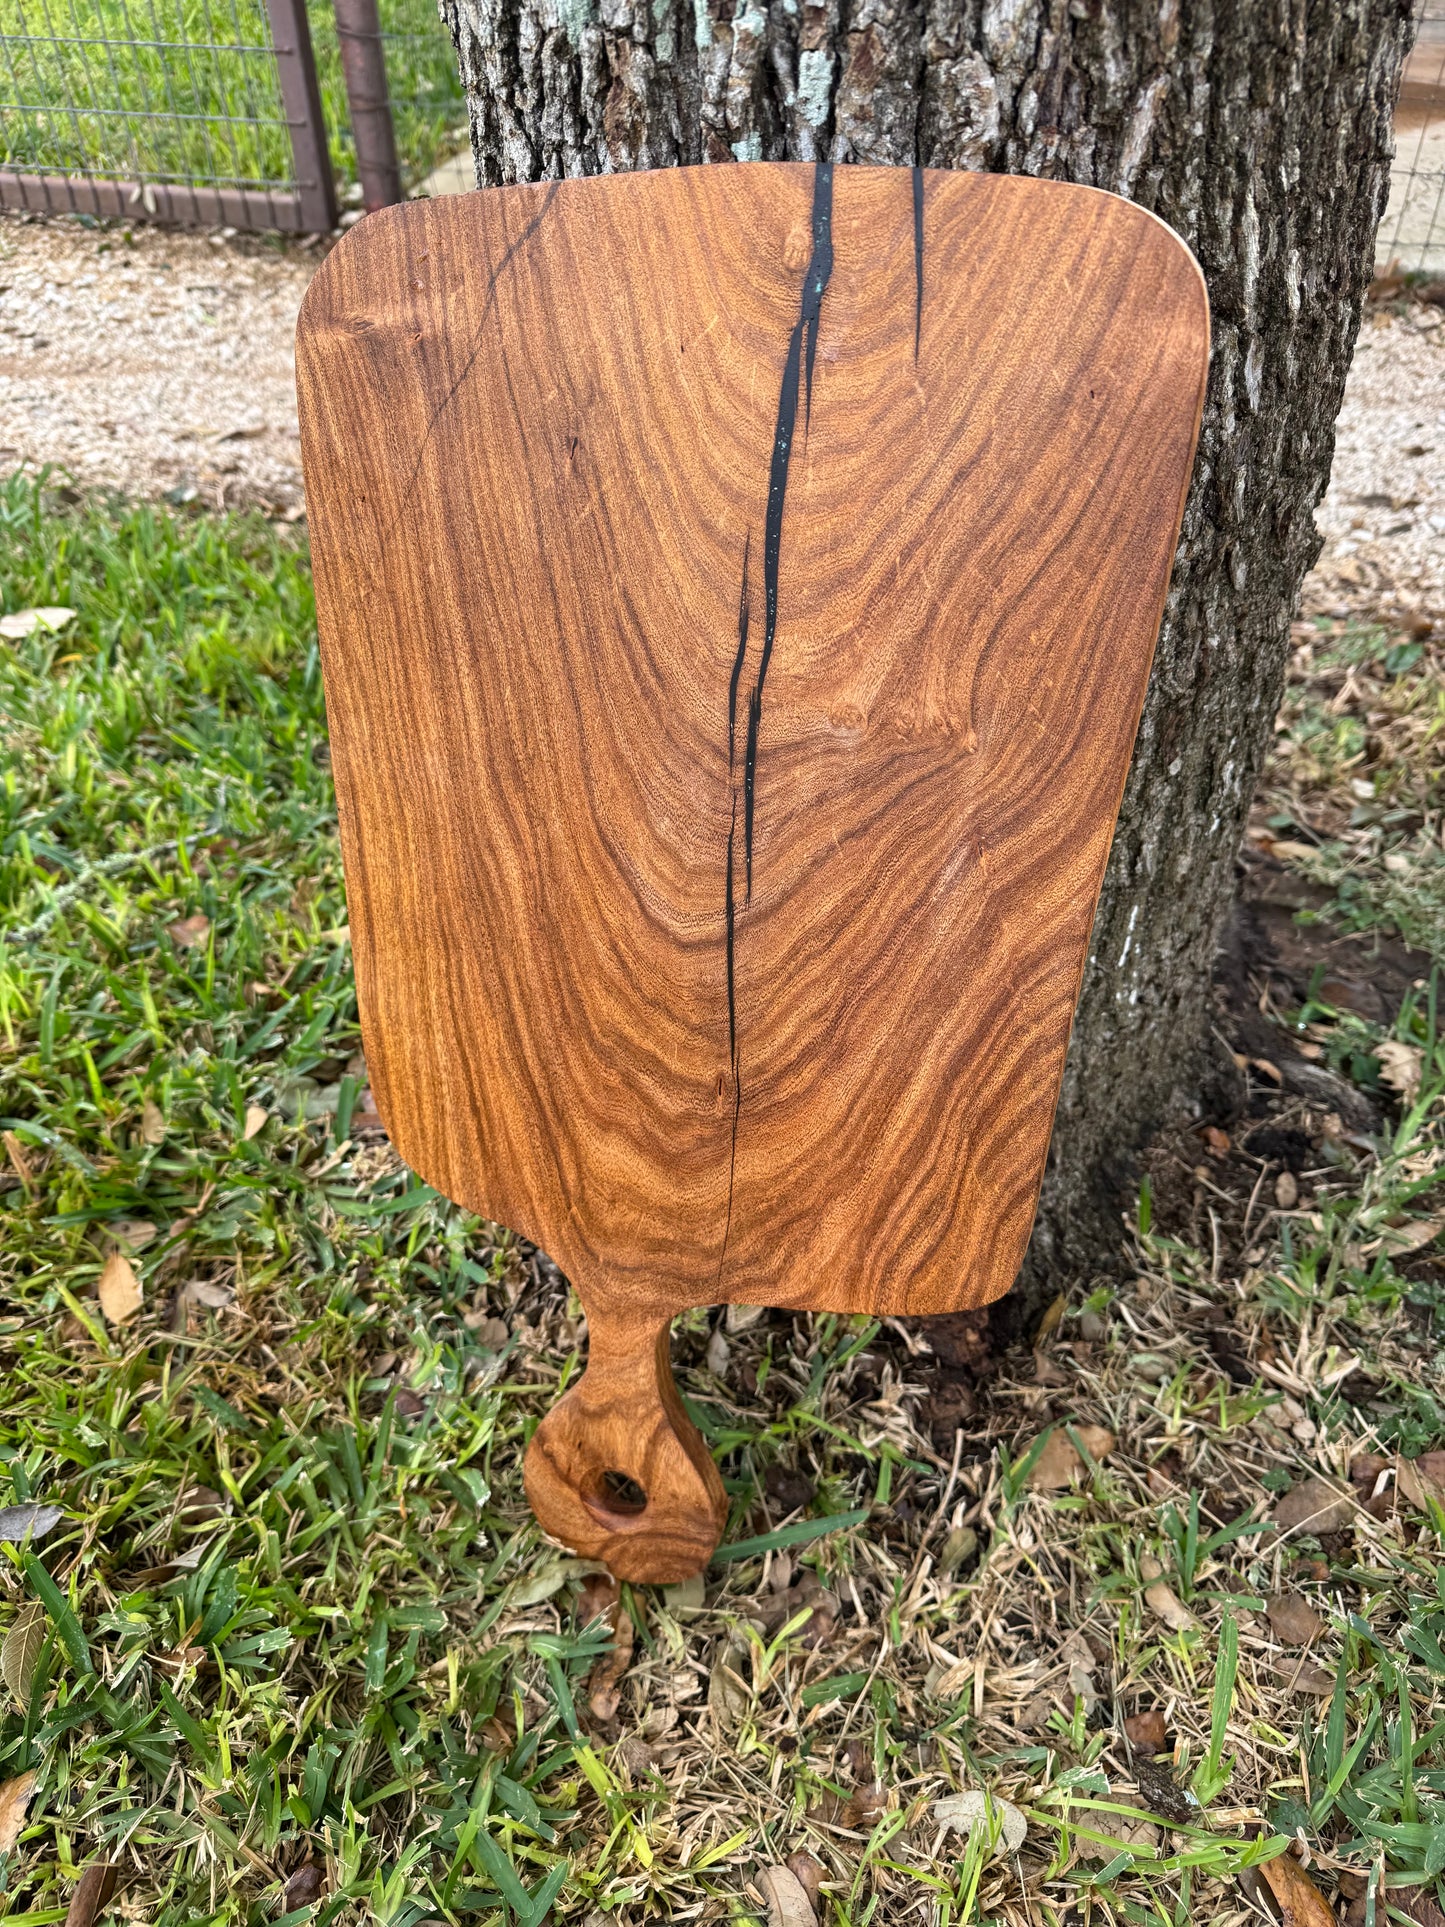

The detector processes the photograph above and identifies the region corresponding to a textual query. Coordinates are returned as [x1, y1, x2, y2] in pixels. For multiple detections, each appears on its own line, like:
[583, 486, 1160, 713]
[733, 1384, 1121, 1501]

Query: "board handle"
[523, 1302, 728, 1584]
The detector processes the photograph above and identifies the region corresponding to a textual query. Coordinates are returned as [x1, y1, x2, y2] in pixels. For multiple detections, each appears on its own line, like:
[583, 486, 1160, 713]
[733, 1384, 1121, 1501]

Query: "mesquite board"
[298, 162, 1207, 1577]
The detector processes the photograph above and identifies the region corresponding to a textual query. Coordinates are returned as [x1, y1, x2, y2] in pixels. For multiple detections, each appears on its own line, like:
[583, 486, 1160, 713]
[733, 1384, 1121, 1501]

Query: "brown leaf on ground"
[140, 1098, 167, 1146]
[1273, 1476, 1355, 1534]
[241, 1104, 268, 1141]
[1124, 1708, 1168, 1752]
[167, 913, 210, 949]
[1259, 1851, 1336, 1927]
[110, 1219, 156, 1251]
[64, 1860, 118, 1927]
[1397, 1452, 1445, 1511]
[756, 1864, 817, 1927]
[585, 1592, 636, 1723]
[1033, 1293, 1066, 1345]
[0, 1769, 38, 1853]
[96, 1249, 142, 1327]
[760, 1574, 838, 1649]
[784, 1852, 825, 1909]
[283, 1863, 322, 1912]
[1395, 1891, 1445, 1927]
[179, 1485, 227, 1523]
[1272, 1659, 1337, 1695]
[576, 1573, 620, 1628]
[1027, 1424, 1115, 1490]
[1267, 1591, 1325, 1644]
[808, 1779, 889, 1832]
[3, 1131, 36, 1198]
[1138, 1557, 1196, 1631]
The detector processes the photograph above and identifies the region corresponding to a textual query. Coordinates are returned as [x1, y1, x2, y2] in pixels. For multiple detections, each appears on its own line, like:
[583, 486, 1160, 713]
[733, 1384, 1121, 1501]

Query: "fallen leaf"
[1034, 1293, 1067, 1345]
[167, 913, 210, 949]
[1275, 1169, 1299, 1209]
[1258, 1850, 1336, 1927]
[64, 1860, 118, 1927]
[662, 1572, 706, 1612]
[0, 606, 76, 639]
[182, 1280, 233, 1311]
[97, 1250, 142, 1327]
[784, 1853, 825, 1910]
[1138, 1555, 1196, 1631]
[461, 1310, 509, 1350]
[1397, 1452, 1445, 1511]
[1124, 1708, 1168, 1752]
[932, 1790, 1027, 1858]
[705, 1326, 731, 1376]
[1272, 1659, 1337, 1695]
[241, 1104, 268, 1141]
[1381, 1217, 1445, 1254]
[0, 1505, 63, 1547]
[760, 1574, 838, 1648]
[1143, 1579, 1196, 1631]
[585, 1587, 636, 1723]
[1267, 1591, 1324, 1645]
[707, 1633, 751, 1731]
[1027, 1424, 1115, 1490]
[1081, 1818, 1160, 1861]
[3, 1131, 36, 1198]
[1374, 1037, 1424, 1104]
[1394, 1892, 1445, 1927]
[2, 1603, 47, 1711]
[1273, 1477, 1355, 1535]
[0, 1768, 38, 1852]
[140, 1099, 167, 1146]
[756, 1864, 817, 1927]
[109, 1219, 156, 1251]
[282, 1863, 323, 1912]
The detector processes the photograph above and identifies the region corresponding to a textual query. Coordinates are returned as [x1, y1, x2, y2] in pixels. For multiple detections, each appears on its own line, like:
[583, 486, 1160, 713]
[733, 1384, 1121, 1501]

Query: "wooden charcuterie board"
[296, 162, 1208, 1580]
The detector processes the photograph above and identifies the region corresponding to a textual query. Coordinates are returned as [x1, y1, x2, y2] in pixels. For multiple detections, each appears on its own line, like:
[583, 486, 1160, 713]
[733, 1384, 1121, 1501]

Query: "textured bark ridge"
[437, 0, 1415, 1303]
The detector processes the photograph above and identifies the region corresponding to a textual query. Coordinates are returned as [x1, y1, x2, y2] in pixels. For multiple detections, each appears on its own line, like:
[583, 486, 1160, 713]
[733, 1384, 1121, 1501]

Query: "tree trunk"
[436, 0, 1415, 1313]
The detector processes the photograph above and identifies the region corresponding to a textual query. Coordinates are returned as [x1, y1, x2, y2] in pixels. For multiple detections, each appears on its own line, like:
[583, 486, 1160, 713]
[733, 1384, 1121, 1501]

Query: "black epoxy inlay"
[719, 163, 835, 1276]
[745, 160, 834, 903]
[912, 166, 924, 360]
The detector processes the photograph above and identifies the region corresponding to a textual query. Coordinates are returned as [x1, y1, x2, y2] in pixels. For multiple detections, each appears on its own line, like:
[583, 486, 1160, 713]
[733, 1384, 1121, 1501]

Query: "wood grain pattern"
[297, 162, 1208, 1576]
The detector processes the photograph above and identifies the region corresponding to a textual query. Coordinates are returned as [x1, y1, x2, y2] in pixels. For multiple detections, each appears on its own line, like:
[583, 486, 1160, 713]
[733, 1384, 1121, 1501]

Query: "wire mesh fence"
[308, 0, 463, 200]
[1381, 0, 1445, 276]
[0, 0, 465, 229]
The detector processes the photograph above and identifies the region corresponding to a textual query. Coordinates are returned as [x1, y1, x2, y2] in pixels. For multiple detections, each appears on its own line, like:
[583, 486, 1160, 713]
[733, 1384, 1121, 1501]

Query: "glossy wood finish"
[297, 163, 1208, 1577]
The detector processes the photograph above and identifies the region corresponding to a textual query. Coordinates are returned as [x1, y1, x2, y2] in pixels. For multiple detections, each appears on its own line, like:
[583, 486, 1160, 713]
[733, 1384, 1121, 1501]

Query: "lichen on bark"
[436, 0, 1416, 1307]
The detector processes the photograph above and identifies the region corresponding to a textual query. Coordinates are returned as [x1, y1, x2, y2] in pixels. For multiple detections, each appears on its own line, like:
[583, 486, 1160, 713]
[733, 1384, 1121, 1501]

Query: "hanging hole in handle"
[583, 1468, 648, 1524]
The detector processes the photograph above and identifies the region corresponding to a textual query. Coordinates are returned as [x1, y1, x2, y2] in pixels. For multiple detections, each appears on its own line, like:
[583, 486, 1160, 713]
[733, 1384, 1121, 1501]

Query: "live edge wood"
[297, 162, 1208, 1580]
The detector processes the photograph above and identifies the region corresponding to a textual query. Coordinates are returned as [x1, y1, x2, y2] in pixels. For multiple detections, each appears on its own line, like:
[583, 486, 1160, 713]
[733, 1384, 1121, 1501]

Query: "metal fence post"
[333, 0, 404, 212]
[266, 0, 339, 233]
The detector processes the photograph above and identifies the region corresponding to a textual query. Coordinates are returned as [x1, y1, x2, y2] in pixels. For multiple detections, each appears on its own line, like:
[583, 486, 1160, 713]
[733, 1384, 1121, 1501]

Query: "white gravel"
[1306, 305, 1445, 628]
[2, 205, 1443, 631]
[0, 211, 318, 515]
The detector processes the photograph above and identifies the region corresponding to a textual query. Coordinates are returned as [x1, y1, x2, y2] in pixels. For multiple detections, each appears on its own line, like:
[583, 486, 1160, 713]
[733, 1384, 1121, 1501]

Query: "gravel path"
[1306, 304, 1445, 629]
[0, 213, 317, 516]
[2, 207, 1443, 628]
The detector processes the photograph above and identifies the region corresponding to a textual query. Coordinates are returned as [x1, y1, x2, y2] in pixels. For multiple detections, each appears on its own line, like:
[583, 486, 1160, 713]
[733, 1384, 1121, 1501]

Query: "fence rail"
[0, 0, 464, 232]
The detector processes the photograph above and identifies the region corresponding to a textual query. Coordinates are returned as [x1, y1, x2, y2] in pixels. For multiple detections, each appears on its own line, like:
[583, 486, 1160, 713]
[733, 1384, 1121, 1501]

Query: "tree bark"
[437, 0, 1415, 1312]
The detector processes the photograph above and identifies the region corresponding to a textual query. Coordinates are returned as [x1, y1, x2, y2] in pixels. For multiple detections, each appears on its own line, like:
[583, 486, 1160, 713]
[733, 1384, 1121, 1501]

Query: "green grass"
[0, 474, 1442, 1927]
[0, 0, 463, 197]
